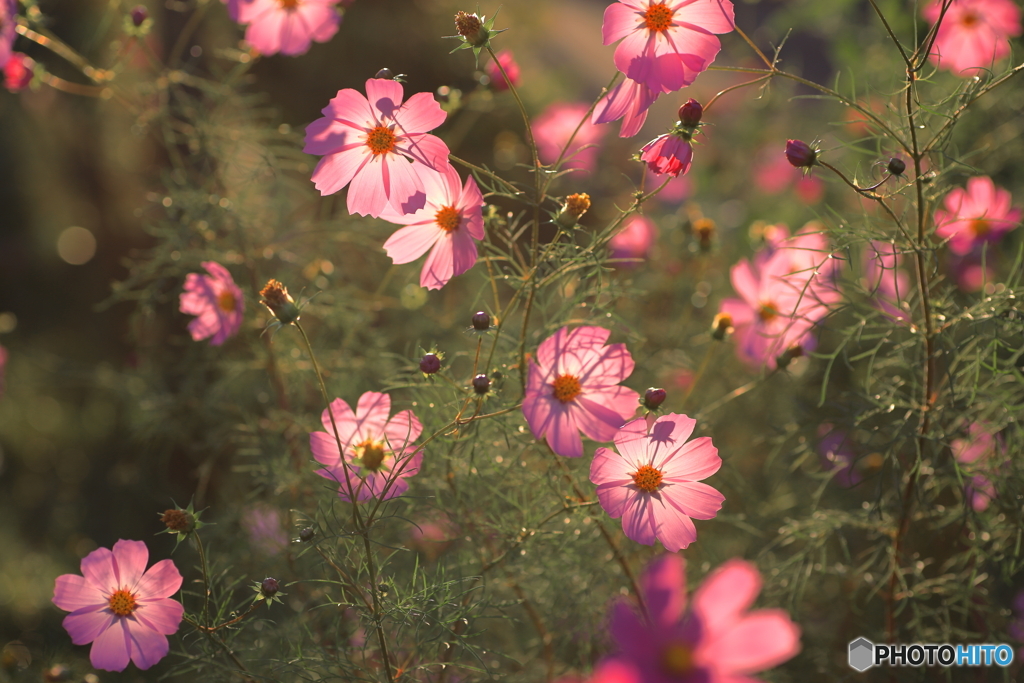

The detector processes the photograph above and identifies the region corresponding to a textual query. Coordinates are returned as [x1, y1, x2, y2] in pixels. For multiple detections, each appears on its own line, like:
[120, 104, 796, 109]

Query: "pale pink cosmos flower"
[598, 553, 801, 683]
[52, 540, 184, 672]
[380, 164, 485, 290]
[952, 423, 1000, 511]
[590, 414, 724, 551]
[311, 391, 423, 501]
[934, 176, 1021, 255]
[522, 326, 639, 458]
[305, 78, 451, 218]
[923, 0, 1022, 75]
[640, 133, 692, 177]
[592, 77, 660, 138]
[603, 0, 735, 94]
[486, 49, 520, 92]
[534, 102, 607, 172]
[236, 0, 341, 57]
[610, 215, 658, 266]
[179, 261, 244, 346]
[864, 240, 910, 323]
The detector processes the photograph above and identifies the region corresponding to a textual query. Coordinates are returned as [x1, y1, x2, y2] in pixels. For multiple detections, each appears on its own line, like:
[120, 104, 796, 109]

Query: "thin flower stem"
[184, 600, 261, 633]
[39, 74, 106, 97]
[696, 370, 778, 421]
[682, 342, 716, 408]
[702, 74, 773, 114]
[15, 23, 106, 81]
[449, 154, 522, 194]
[922, 62, 1024, 154]
[866, 0, 912, 69]
[551, 71, 622, 172]
[732, 23, 774, 70]
[193, 532, 212, 626]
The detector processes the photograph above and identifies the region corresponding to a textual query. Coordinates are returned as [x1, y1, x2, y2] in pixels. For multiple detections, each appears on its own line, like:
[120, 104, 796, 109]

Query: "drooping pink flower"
[640, 133, 692, 177]
[952, 423, 1001, 511]
[380, 164, 485, 290]
[311, 391, 423, 501]
[864, 240, 910, 323]
[305, 78, 451, 218]
[522, 326, 639, 458]
[52, 540, 184, 672]
[179, 261, 244, 346]
[602, 0, 735, 94]
[534, 102, 607, 172]
[0, 0, 16, 69]
[592, 77, 660, 138]
[236, 0, 341, 57]
[3, 53, 34, 93]
[934, 176, 1021, 255]
[600, 554, 801, 683]
[486, 49, 520, 92]
[591, 414, 723, 551]
[610, 215, 658, 266]
[923, 0, 1022, 75]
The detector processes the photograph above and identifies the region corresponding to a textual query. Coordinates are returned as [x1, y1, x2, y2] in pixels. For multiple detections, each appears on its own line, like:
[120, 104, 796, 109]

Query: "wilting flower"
[305, 78, 451, 217]
[590, 414, 724, 551]
[4, 53, 34, 93]
[522, 326, 639, 458]
[934, 176, 1021, 255]
[311, 391, 423, 501]
[486, 49, 520, 92]
[52, 540, 184, 672]
[235, 0, 342, 57]
[864, 241, 910, 323]
[923, 0, 1022, 75]
[610, 215, 658, 266]
[952, 423, 1001, 511]
[179, 261, 244, 346]
[592, 77, 660, 138]
[380, 164, 485, 290]
[602, 0, 735, 93]
[598, 553, 801, 683]
[535, 102, 607, 172]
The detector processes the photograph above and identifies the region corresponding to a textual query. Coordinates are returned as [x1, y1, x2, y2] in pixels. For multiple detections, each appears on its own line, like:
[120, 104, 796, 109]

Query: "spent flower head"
[260, 279, 301, 325]
[157, 499, 206, 549]
[450, 8, 507, 63]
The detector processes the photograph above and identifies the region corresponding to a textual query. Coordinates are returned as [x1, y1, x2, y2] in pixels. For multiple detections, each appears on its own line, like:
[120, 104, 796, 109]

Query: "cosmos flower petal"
[639, 554, 688, 627]
[133, 559, 183, 600]
[133, 598, 185, 636]
[659, 436, 720, 480]
[53, 574, 105, 612]
[64, 608, 117, 646]
[80, 547, 119, 596]
[384, 224, 444, 264]
[620, 490, 658, 546]
[394, 92, 448, 136]
[648, 492, 698, 551]
[699, 610, 802, 674]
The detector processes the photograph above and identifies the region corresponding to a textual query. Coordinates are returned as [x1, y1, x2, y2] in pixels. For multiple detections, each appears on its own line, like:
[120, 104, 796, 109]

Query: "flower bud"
[556, 193, 591, 228]
[472, 374, 490, 395]
[454, 11, 488, 47]
[260, 279, 300, 325]
[775, 344, 804, 370]
[678, 99, 702, 127]
[160, 508, 194, 533]
[299, 527, 315, 543]
[785, 139, 817, 168]
[374, 67, 394, 80]
[693, 217, 715, 252]
[260, 577, 280, 598]
[420, 353, 441, 374]
[471, 311, 491, 331]
[643, 388, 667, 410]
[886, 157, 906, 176]
[130, 5, 149, 26]
[711, 312, 734, 340]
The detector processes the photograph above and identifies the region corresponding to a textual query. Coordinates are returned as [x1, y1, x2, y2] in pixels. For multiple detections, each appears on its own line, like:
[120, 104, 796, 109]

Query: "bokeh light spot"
[56, 227, 97, 265]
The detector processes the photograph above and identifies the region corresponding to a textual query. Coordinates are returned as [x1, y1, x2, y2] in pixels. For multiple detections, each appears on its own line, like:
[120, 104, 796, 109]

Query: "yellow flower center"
[108, 588, 138, 617]
[435, 206, 461, 232]
[643, 2, 674, 32]
[218, 290, 237, 313]
[551, 374, 582, 403]
[355, 439, 387, 472]
[960, 10, 980, 27]
[660, 642, 695, 675]
[632, 464, 664, 492]
[366, 125, 397, 156]
[970, 219, 991, 237]
[758, 301, 779, 322]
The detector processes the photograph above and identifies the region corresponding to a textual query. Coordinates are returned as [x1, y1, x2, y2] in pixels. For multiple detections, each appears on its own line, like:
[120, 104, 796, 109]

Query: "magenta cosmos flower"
[590, 414, 723, 551]
[522, 326, 639, 458]
[534, 102, 607, 173]
[486, 49, 520, 92]
[597, 553, 801, 683]
[923, 0, 1022, 75]
[311, 391, 423, 501]
[592, 77, 660, 138]
[4, 53, 34, 93]
[52, 540, 184, 672]
[380, 164, 485, 290]
[610, 215, 657, 266]
[603, 0, 735, 94]
[179, 261, 244, 346]
[0, 0, 16, 69]
[235, 0, 341, 57]
[934, 176, 1021, 255]
[641, 133, 693, 177]
[305, 78, 451, 218]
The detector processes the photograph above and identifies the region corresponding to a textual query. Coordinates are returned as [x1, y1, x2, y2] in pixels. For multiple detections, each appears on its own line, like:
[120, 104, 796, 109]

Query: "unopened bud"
[260, 279, 300, 325]
[160, 508, 194, 533]
[886, 157, 906, 176]
[471, 311, 491, 331]
[420, 353, 441, 374]
[130, 5, 149, 26]
[454, 11, 488, 47]
[711, 312, 734, 340]
[693, 217, 715, 251]
[785, 139, 817, 168]
[299, 527, 315, 542]
[472, 374, 490, 395]
[260, 577, 280, 598]
[678, 99, 702, 127]
[775, 344, 804, 369]
[643, 388, 667, 410]
[374, 67, 394, 80]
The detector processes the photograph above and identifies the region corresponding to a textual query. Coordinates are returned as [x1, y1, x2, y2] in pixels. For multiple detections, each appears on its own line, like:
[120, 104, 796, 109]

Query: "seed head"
[420, 353, 441, 374]
[454, 11, 488, 47]
[260, 279, 300, 325]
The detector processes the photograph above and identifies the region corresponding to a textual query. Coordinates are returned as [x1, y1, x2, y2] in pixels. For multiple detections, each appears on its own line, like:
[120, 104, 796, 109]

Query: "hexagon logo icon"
[849, 637, 874, 672]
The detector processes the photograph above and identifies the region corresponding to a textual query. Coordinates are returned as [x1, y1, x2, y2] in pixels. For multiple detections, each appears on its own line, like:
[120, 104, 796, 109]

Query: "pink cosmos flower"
[934, 176, 1021, 255]
[0, 0, 16, 69]
[179, 261, 244, 346]
[923, 0, 1022, 75]
[241, 505, 289, 556]
[380, 164, 485, 290]
[753, 149, 825, 204]
[610, 215, 658, 266]
[4, 53, 33, 93]
[534, 102, 607, 172]
[311, 391, 423, 501]
[590, 414, 724, 551]
[522, 326, 639, 458]
[645, 168, 691, 204]
[602, 0, 735, 94]
[864, 240, 910, 323]
[640, 133, 692, 177]
[952, 423, 1000, 511]
[486, 49, 520, 92]
[236, 0, 341, 57]
[599, 553, 801, 683]
[305, 78, 451, 218]
[592, 77, 660, 138]
[52, 540, 184, 672]
[949, 250, 997, 291]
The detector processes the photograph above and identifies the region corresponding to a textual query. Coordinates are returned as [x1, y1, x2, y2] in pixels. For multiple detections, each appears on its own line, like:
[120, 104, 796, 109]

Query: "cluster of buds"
[260, 279, 300, 325]
[555, 193, 592, 229]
